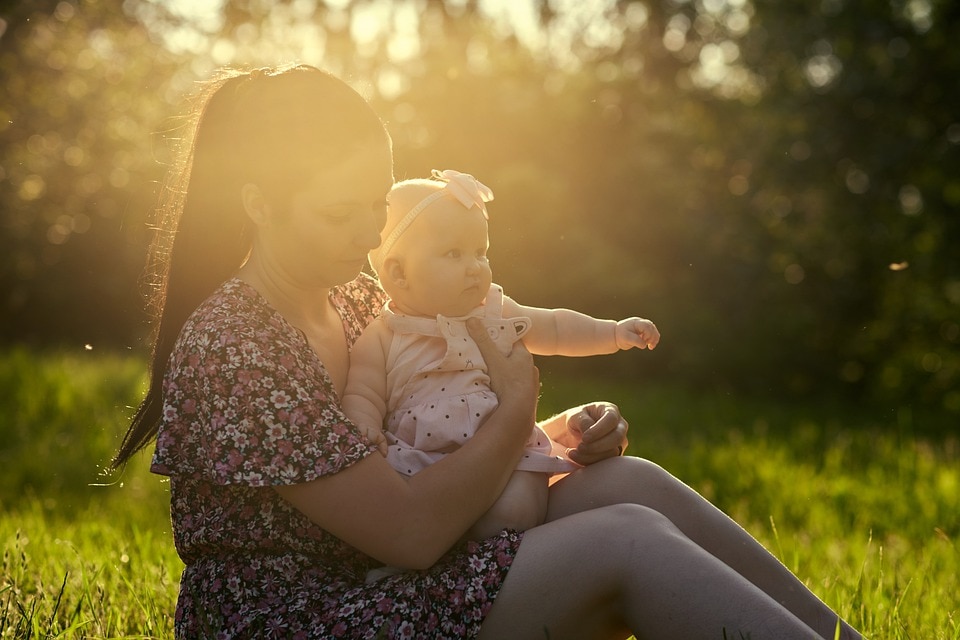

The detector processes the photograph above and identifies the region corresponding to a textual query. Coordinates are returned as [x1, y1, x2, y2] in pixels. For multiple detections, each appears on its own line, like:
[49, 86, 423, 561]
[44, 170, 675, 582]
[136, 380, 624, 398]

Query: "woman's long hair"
[112, 64, 390, 468]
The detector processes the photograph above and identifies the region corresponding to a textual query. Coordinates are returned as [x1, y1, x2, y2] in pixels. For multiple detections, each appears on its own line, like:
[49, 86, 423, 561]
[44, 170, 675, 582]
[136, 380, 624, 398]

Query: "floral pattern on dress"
[151, 275, 523, 639]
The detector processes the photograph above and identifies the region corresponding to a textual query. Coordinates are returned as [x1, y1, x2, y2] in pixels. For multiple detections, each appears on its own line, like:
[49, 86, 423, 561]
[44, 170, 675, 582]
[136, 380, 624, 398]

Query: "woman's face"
[252, 143, 394, 289]
[391, 200, 493, 318]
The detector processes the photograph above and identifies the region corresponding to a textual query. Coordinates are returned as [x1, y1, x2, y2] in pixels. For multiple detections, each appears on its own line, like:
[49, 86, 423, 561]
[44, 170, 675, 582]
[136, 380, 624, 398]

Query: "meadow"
[1, 348, 957, 639]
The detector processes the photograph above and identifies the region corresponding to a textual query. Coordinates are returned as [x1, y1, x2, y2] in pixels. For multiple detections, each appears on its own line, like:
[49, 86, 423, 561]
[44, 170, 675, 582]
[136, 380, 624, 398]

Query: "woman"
[113, 64, 861, 639]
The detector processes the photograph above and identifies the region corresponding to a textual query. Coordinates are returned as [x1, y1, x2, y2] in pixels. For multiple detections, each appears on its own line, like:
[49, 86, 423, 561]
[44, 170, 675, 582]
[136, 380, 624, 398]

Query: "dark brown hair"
[112, 64, 390, 468]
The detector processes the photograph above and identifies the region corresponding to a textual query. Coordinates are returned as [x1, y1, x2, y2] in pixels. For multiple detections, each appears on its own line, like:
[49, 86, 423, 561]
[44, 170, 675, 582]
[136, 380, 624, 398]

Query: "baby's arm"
[342, 319, 392, 456]
[504, 296, 660, 356]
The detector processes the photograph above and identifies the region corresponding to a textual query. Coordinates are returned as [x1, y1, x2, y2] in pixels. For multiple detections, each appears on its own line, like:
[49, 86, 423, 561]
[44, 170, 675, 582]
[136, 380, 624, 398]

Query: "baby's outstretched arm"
[504, 296, 659, 356]
[342, 319, 392, 456]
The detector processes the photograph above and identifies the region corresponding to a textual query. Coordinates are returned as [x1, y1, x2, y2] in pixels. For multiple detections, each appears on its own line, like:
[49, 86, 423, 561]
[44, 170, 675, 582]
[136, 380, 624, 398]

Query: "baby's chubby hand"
[360, 425, 389, 457]
[615, 317, 660, 351]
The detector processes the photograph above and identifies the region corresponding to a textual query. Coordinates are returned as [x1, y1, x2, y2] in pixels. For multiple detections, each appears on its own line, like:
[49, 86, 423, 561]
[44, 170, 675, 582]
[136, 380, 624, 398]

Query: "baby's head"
[371, 170, 494, 318]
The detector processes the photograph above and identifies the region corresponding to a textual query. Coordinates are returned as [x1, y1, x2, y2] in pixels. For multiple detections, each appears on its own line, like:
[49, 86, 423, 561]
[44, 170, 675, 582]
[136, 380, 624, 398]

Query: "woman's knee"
[491, 507, 687, 608]
[575, 455, 676, 488]
[620, 454, 680, 483]
[548, 456, 687, 520]
[627, 456, 691, 497]
[623, 502, 683, 535]
[575, 503, 684, 551]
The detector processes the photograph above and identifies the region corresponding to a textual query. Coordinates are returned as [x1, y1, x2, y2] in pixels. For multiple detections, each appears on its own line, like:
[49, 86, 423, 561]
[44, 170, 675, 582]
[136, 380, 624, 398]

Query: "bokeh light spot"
[784, 263, 805, 284]
[18, 174, 47, 201]
[899, 184, 923, 215]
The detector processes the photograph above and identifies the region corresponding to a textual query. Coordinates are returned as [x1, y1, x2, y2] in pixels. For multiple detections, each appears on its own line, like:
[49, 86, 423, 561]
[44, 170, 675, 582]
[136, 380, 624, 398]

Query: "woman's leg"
[479, 503, 820, 640]
[544, 456, 861, 640]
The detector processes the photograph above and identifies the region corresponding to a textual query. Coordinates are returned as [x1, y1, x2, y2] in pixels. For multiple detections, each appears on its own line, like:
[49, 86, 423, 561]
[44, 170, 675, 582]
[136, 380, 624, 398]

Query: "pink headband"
[374, 169, 493, 271]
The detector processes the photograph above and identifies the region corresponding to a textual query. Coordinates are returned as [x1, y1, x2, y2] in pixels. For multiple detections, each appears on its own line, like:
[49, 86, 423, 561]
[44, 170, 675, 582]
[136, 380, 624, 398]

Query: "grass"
[1, 347, 957, 638]
[0, 347, 178, 638]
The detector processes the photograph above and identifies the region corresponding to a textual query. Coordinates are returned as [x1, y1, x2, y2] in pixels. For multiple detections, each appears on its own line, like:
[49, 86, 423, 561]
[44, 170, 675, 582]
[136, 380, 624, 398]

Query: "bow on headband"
[430, 169, 494, 216]
[374, 169, 494, 271]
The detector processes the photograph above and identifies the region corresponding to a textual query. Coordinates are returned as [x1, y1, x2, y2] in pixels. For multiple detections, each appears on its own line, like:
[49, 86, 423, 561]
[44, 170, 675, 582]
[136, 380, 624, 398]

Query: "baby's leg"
[466, 470, 549, 541]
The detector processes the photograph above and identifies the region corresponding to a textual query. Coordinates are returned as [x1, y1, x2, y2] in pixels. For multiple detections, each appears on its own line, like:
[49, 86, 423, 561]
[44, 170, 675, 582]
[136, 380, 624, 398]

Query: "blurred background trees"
[1, 0, 957, 416]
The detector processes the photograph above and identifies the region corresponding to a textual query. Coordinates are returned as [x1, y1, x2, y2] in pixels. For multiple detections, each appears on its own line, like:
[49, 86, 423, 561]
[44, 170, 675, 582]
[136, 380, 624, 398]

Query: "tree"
[1, 0, 956, 414]
[0, 0, 178, 346]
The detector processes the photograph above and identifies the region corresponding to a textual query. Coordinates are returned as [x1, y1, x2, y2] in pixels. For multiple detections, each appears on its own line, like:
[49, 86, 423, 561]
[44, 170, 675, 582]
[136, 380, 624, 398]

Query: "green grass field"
[1, 348, 957, 638]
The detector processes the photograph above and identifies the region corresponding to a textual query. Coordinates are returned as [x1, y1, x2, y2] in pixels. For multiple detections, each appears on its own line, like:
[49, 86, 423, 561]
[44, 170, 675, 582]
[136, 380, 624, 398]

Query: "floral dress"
[151, 275, 523, 639]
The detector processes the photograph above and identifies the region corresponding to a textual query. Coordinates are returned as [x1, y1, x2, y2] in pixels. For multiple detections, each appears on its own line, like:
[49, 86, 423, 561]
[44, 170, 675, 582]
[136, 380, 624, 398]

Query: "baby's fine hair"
[368, 178, 444, 275]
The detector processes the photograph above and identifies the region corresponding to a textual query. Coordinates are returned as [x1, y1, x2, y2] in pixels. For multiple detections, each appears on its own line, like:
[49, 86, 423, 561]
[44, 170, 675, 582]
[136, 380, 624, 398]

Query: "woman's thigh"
[478, 500, 818, 640]
[477, 503, 665, 640]
[545, 456, 763, 566]
[544, 457, 854, 640]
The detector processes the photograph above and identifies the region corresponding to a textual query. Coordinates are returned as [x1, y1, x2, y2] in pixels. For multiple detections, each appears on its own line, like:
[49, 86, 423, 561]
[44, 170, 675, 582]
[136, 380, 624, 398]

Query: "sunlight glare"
[386, 2, 420, 62]
[141, 0, 653, 75]
[479, 0, 543, 50]
[210, 38, 236, 65]
[159, 0, 225, 33]
[350, 0, 389, 46]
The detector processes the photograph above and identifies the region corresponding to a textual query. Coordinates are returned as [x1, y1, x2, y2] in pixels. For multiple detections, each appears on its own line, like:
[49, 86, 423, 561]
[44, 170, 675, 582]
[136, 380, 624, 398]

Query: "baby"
[343, 169, 659, 547]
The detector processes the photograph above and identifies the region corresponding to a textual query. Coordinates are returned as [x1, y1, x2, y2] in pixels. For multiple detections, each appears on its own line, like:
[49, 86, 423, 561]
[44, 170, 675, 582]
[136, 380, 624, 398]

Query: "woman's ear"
[241, 183, 271, 226]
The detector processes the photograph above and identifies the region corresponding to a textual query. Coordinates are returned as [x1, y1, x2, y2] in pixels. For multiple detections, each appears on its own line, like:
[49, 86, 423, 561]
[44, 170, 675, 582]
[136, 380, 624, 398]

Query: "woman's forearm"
[276, 392, 537, 569]
[397, 400, 537, 565]
[383, 330, 542, 565]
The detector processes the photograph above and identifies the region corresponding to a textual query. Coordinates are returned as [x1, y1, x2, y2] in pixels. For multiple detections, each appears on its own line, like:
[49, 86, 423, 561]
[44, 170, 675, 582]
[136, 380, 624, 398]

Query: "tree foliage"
[0, 0, 177, 344]
[1, 0, 956, 414]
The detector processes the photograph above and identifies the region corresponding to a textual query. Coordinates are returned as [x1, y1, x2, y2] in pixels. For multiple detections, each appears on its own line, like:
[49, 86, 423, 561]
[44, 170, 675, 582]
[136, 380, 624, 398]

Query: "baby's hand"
[615, 317, 660, 350]
[360, 425, 389, 457]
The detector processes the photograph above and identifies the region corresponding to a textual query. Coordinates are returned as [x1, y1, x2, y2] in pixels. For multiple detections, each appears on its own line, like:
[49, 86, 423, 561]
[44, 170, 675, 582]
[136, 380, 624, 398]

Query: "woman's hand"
[545, 402, 629, 466]
[467, 317, 539, 424]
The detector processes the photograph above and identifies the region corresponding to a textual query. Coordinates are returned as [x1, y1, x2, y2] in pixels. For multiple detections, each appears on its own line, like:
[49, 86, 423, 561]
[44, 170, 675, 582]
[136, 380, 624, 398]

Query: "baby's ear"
[383, 257, 407, 289]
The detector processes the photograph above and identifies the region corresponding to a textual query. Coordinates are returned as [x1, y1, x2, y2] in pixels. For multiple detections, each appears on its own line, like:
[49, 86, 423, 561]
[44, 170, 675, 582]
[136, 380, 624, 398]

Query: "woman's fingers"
[466, 317, 539, 404]
[578, 404, 618, 441]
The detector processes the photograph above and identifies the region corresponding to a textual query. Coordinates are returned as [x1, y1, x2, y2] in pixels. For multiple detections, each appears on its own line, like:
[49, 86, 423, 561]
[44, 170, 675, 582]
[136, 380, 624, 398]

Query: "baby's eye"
[446, 249, 462, 259]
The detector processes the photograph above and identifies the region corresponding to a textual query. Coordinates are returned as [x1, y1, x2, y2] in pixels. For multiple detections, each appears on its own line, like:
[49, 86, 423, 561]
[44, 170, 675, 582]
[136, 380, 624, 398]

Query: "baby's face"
[392, 201, 493, 317]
